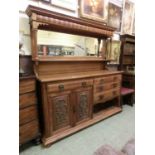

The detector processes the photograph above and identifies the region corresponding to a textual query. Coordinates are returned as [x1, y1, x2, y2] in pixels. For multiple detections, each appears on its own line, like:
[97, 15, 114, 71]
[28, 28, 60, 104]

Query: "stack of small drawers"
[94, 74, 122, 104]
[19, 76, 40, 145]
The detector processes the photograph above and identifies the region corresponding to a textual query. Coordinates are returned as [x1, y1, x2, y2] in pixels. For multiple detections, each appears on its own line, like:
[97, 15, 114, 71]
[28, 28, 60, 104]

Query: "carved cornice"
[26, 5, 116, 38]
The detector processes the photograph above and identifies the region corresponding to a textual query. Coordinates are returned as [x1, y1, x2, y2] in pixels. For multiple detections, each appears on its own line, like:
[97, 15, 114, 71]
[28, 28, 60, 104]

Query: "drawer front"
[19, 120, 39, 144]
[94, 75, 121, 85]
[47, 79, 93, 93]
[19, 92, 37, 108]
[19, 105, 38, 125]
[94, 88, 120, 104]
[94, 82, 121, 93]
[19, 79, 35, 94]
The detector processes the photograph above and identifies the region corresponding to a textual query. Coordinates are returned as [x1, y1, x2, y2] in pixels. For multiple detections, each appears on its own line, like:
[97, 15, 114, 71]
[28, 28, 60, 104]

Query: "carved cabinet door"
[48, 91, 73, 134]
[73, 87, 93, 125]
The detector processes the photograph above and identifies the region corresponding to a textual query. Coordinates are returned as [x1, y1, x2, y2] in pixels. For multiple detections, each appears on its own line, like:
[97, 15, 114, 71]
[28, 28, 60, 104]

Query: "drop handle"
[82, 82, 87, 87]
[59, 84, 64, 91]
[99, 95, 104, 100]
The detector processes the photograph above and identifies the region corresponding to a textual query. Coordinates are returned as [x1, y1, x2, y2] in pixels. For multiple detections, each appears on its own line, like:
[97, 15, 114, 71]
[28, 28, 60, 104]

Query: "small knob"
[99, 95, 104, 100]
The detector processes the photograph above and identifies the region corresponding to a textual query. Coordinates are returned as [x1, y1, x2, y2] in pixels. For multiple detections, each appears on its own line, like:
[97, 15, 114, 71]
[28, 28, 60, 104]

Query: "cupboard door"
[48, 91, 73, 134]
[74, 87, 93, 124]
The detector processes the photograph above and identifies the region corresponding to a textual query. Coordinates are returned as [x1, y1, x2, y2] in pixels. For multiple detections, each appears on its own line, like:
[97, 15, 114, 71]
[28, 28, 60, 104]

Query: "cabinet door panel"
[75, 87, 93, 124]
[48, 91, 72, 133]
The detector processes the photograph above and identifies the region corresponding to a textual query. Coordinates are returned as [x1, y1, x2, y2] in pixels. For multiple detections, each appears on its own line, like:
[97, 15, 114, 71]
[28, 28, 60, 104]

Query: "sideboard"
[26, 5, 123, 146]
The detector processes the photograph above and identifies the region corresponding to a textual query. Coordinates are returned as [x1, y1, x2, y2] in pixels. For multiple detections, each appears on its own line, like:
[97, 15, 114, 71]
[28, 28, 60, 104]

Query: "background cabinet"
[119, 34, 135, 89]
[19, 76, 40, 145]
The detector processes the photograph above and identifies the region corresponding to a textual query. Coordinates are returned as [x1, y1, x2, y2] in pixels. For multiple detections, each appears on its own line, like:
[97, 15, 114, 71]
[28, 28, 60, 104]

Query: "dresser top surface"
[37, 70, 123, 82]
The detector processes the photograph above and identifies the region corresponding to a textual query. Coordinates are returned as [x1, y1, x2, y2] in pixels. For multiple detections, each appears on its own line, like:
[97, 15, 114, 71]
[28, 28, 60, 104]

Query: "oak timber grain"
[38, 70, 123, 82]
[19, 120, 39, 144]
[19, 105, 38, 125]
[19, 79, 35, 94]
[38, 62, 104, 77]
[19, 77, 40, 145]
[94, 88, 120, 104]
[41, 83, 52, 138]
[94, 82, 120, 93]
[36, 56, 107, 62]
[19, 92, 36, 108]
[94, 74, 121, 84]
[47, 79, 93, 93]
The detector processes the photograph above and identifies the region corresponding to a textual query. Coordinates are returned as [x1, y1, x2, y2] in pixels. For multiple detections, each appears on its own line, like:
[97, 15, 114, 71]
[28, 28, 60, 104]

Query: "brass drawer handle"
[59, 84, 64, 91]
[99, 95, 104, 100]
[82, 82, 87, 87]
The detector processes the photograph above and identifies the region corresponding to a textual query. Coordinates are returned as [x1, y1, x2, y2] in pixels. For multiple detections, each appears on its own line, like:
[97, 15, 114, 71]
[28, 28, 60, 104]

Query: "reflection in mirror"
[37, 30, 104, 57]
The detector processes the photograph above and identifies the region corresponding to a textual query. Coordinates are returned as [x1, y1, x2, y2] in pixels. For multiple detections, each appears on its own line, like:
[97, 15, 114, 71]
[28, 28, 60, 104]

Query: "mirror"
[37, 30, 104, 57]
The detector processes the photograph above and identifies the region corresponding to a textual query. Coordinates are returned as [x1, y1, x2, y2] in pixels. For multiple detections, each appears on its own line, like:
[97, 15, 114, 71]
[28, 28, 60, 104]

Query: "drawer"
[19, 92, 37, 109]
[47, 79, 93, 93]
[19, 79, 35, 94]
[19, 120, 39, 144]
[94, 75, 121, 85]
[94, 88, 120, 104]
[19, 105, 38, 125]
[94, 82, 121, 93]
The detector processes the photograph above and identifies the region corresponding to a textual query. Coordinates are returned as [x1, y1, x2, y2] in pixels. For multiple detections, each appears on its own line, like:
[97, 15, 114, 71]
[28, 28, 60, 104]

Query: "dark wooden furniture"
[119, 34, 135, 89]
[119, 34, 135, 105]
[19, 76, 40, 145]
[121, 87, 134, 106]
[26, 5, 123, 147]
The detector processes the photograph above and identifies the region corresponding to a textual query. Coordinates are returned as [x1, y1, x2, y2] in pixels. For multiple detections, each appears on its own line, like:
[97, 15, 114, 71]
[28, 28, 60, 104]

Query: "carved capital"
[32, 21, 39, 30]
[31, 13, 37, 20]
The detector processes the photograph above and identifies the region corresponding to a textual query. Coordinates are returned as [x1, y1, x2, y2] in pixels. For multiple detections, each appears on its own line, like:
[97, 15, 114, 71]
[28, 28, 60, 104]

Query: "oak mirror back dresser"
[26, 5, 123, 147]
